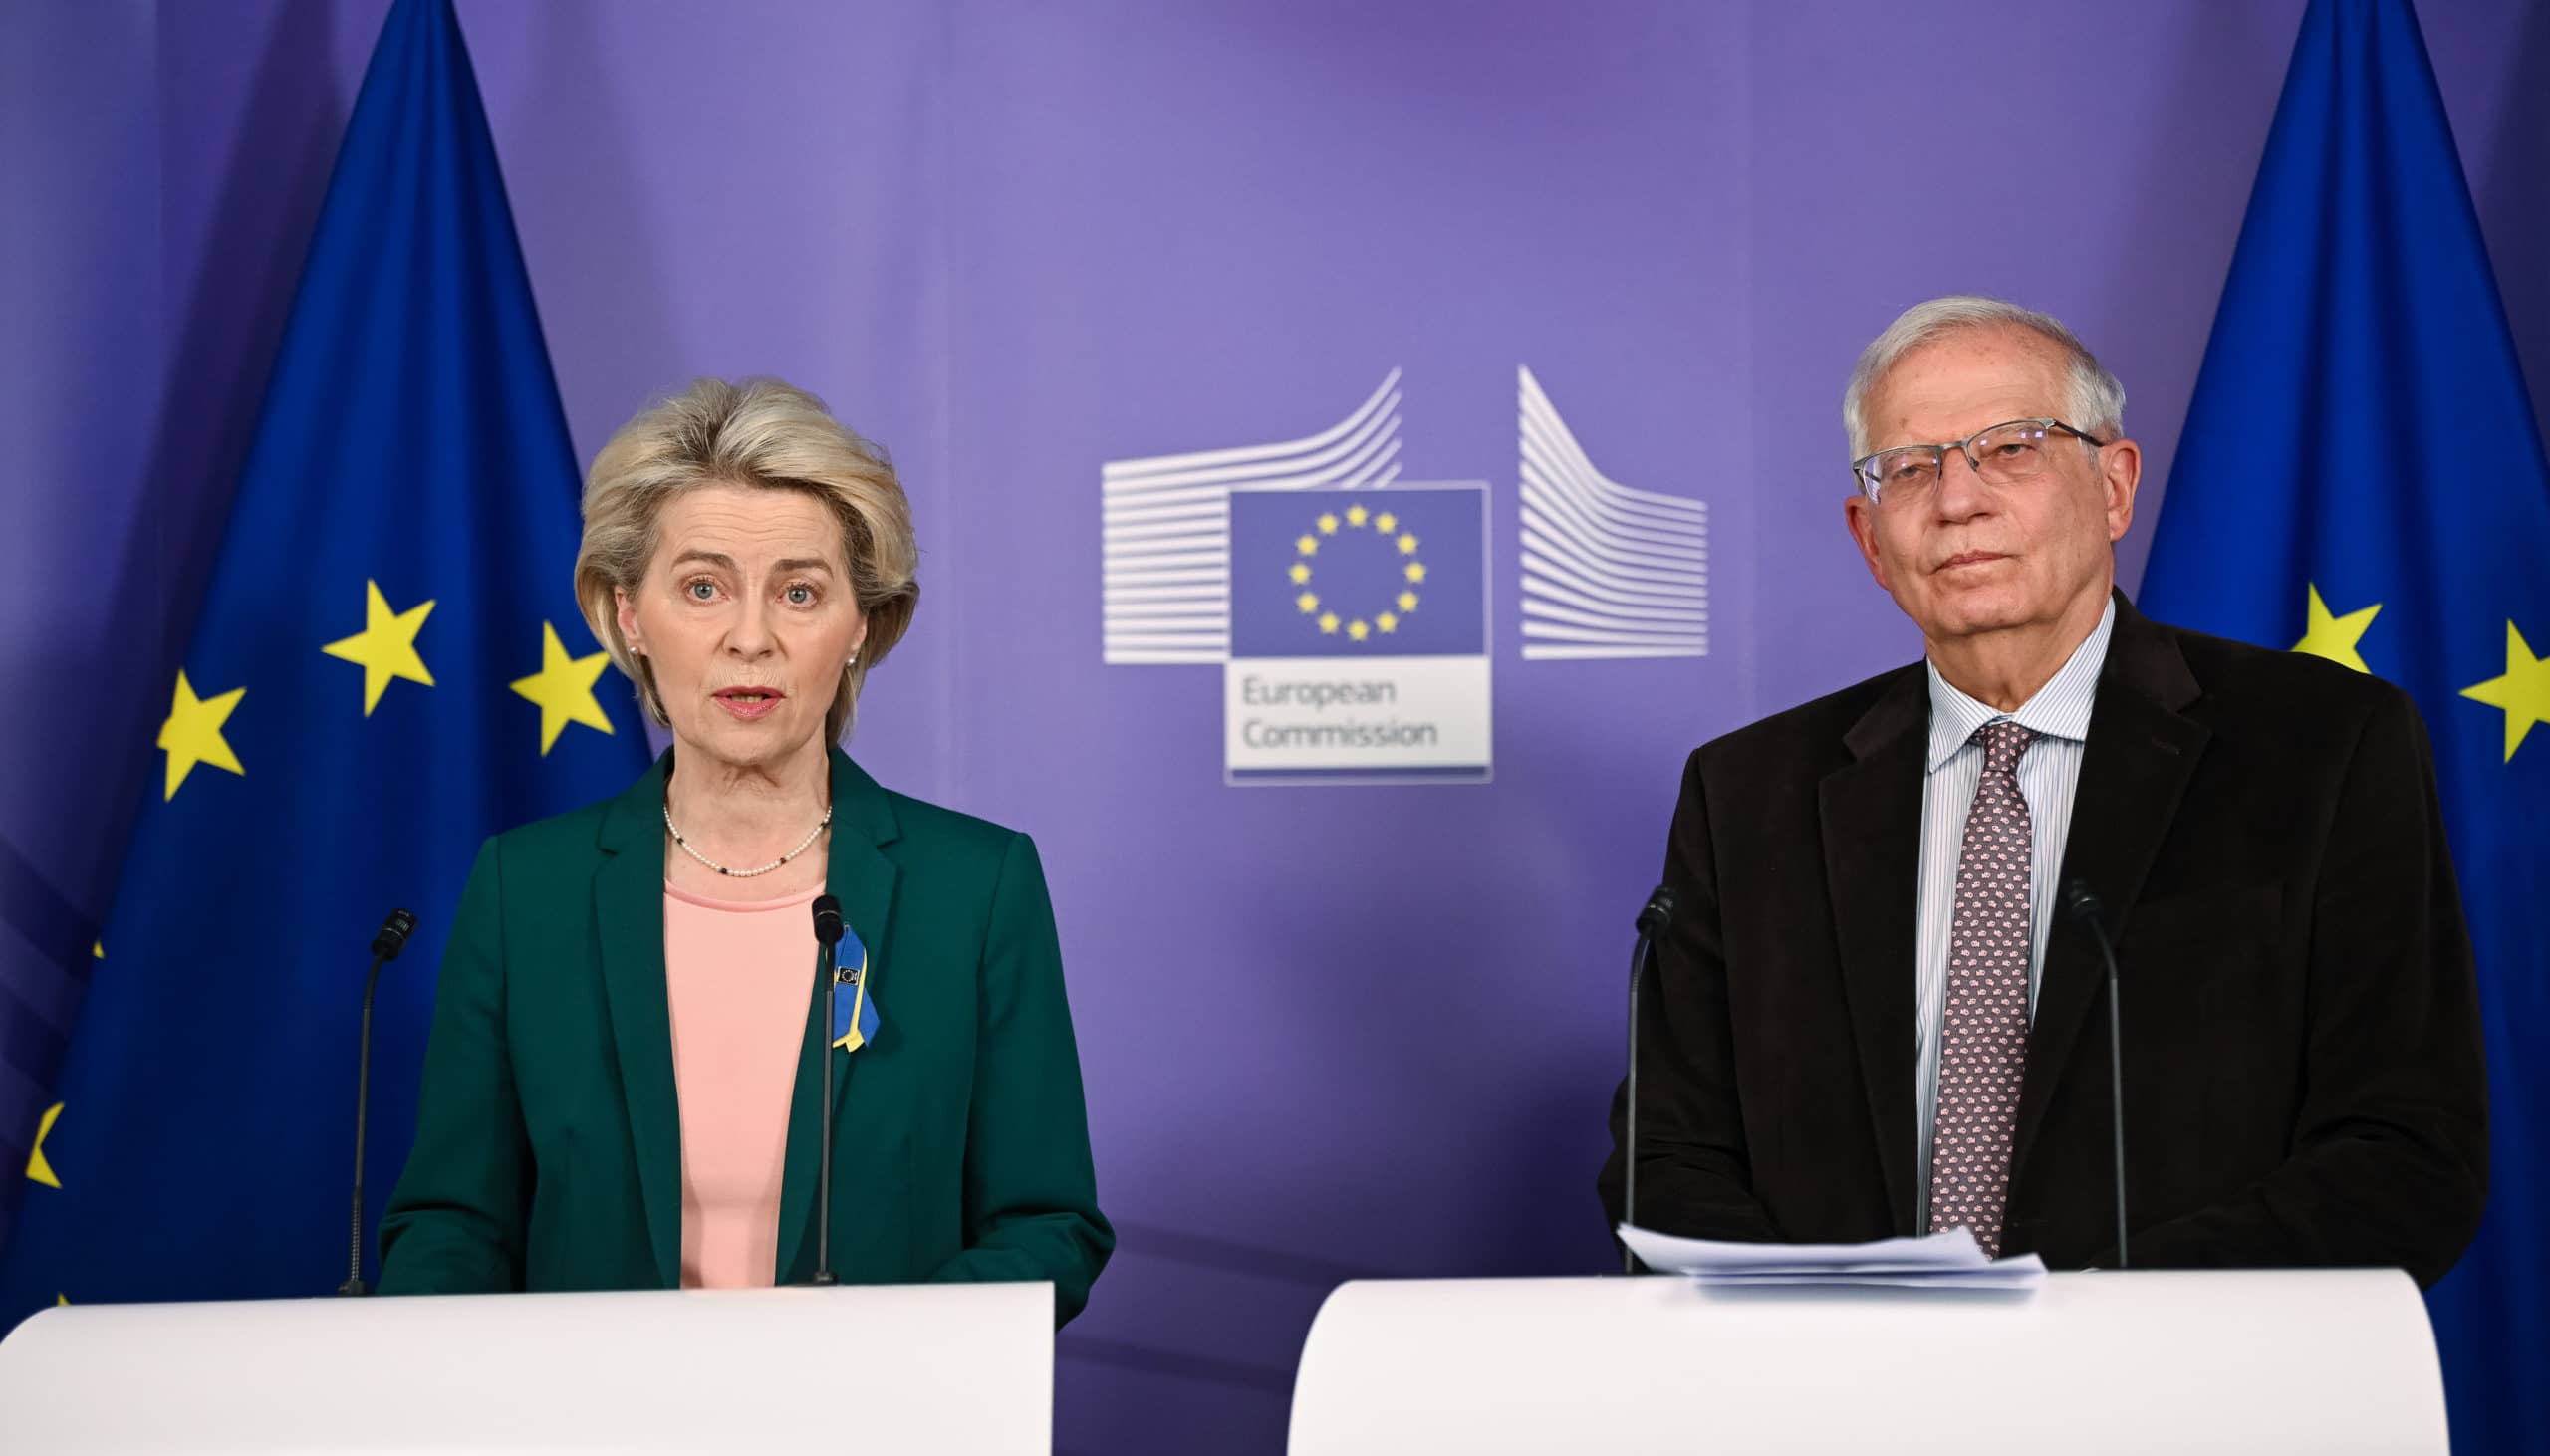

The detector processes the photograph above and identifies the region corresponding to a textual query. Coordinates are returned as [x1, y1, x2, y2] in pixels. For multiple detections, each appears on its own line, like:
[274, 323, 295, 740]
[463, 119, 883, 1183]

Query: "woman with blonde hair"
[380, 378, 1110, 1322]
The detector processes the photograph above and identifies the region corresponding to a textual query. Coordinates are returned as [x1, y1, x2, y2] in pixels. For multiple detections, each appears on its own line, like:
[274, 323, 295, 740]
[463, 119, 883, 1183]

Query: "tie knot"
[1974, 719, 2037, 775]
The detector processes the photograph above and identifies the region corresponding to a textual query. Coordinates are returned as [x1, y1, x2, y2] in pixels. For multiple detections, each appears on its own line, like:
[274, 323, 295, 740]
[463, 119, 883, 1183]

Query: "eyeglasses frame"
[1850, 418, 2110, 503]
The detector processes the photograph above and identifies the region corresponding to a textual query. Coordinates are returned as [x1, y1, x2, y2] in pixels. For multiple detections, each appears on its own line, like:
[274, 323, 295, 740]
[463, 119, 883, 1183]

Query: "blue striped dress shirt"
[1912, 599, 2114, 1232]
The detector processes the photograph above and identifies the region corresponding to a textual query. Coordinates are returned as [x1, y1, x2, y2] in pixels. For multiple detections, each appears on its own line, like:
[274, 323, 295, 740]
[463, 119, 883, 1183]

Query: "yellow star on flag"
[1296, 591, 1320, 614]
[2293, 584, 2381, 673]
[1317, 512, 1340, 536]
[1397, 591, 1418, 613]
[2460, 620, 2550, 762]
[322, 580, 436, 715]
[1347, 619, 1370, 642]
[510, 622, 616, 755]
[1397, 533, 1419, 555]
[1319, 611, 1341, 635]
[1375, 512, 1397, 533]
[1346, 504, 1369, 528]
[27, 1102, 62, 1188]
[160, 671, 245, 800]
[1376, 612, 1399, 633]
[1289, 563, 1312, 585]
[1296, 534, 1319, 556]
[1403, 562, 1427, 584]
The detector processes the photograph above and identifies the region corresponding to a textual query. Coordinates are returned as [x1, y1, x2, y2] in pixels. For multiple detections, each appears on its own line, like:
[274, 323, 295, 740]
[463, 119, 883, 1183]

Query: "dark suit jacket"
[1599, 595, 2487, 1287]
[379, 747, 1113, 1322]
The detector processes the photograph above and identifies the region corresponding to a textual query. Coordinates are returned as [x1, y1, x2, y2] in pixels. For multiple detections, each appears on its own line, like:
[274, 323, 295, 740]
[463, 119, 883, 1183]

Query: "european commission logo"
[1225, 485, 1490, 784]
[1102, 367, 1702, 785]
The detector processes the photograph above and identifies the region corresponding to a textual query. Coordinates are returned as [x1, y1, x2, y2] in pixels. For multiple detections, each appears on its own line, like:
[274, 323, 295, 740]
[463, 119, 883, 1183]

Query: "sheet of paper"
[1619, 1224, 2046, 1291]
[1620, 1225, 1987, 1273]
[1696, 1267, 2045, 1289]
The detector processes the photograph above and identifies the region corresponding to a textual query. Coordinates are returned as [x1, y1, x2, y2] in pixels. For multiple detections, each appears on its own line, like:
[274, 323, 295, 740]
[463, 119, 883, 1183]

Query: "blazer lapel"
[593, 750, 683, 1289]
[777, 748, 903, 1281]
[1819, 667, 1930, 1235]
[2010, 597, 2209, 1181]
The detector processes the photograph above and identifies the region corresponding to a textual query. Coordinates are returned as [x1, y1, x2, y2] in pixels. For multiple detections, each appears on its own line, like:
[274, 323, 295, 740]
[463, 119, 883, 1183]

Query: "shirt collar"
[1923, 597, 2115, 772]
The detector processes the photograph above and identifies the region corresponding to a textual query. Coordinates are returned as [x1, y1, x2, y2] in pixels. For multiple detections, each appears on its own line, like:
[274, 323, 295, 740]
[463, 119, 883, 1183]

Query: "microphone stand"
[808, 896, 845, 1286]
[340, 909, 416, 1296]
[1622, 886, 1674, 1274]
[2064, 883, 2129, 1269]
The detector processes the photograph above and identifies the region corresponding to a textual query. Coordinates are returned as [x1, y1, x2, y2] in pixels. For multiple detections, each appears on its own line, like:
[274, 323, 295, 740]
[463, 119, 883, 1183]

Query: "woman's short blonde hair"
[575, 377, 918, 745]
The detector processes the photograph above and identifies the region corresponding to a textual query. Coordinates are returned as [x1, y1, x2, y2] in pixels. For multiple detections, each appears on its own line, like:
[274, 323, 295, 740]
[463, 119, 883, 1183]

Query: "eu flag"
[2138, 2, 2548, 1448]
[1227, 487, 1487, 659]
[0, 0, 647, 1324]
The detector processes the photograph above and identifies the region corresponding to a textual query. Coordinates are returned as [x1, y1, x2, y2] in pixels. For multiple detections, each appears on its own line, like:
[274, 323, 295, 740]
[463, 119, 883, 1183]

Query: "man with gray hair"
[1599, 296, 2487, 1284]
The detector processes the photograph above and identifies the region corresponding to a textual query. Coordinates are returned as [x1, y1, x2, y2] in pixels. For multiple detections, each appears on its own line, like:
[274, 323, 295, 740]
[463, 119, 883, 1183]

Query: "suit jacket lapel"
[594, 750, 683, 1289]
[1820, 667, 1930, 1235]
[777, 748, 903, 1282]
[2011, 596, 2209, 1181]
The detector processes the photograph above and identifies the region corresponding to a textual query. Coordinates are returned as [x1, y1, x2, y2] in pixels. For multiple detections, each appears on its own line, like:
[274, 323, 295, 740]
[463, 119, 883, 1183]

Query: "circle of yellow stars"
[1289, 502, 1424, 645]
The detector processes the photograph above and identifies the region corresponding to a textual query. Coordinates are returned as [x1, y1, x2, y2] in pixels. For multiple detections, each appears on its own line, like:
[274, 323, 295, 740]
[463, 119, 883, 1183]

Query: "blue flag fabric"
[0, 0, 647, 1323]
[2138, 1, 2548, 1448]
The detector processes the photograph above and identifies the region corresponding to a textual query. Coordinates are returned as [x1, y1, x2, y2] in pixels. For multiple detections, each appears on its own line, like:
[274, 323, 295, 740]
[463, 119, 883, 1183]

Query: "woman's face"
[616, 483, 867, 775]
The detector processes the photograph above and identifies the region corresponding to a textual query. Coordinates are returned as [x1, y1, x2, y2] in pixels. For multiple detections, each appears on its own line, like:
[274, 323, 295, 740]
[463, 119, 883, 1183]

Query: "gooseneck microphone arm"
[809, 894, 846, 1287]
[2063, 881, 2129, 1270]
[340, 907, 416, 1297]
[1623, 884, 1676, 1275]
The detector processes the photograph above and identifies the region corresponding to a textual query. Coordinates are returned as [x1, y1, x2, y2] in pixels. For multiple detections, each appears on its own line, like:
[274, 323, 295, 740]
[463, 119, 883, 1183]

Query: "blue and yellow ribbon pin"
[830, 925, 882, 1054]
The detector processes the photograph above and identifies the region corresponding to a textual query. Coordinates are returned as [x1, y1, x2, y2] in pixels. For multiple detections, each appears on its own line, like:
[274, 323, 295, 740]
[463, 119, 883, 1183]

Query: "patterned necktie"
[1927, 719, 2039, 1257]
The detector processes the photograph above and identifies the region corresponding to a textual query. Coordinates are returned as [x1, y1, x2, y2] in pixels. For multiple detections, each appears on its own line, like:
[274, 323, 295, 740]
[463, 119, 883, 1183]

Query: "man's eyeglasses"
[1851, 419, 2107, 504]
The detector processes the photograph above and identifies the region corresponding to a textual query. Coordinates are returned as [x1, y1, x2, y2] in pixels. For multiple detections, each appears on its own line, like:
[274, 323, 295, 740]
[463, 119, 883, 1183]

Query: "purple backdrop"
[5, 3, 2545, 1451]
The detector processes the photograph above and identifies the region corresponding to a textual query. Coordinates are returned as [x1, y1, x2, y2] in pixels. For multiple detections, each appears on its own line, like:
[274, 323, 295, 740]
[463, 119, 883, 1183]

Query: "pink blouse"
[662, 879, 818, 1289]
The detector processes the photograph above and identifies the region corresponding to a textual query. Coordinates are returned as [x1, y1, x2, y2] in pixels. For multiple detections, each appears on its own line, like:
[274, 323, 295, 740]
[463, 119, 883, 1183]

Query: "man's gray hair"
[1842, 296, 2126, 461]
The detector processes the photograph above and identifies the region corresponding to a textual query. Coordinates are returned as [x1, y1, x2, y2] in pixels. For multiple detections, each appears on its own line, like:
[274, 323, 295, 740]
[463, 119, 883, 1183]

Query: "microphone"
[2062, 881, 2129, 1270]
[1622, 884, 1675, 1274]
[339, 907, 416, 1296]
[807, 894, 846, 1286]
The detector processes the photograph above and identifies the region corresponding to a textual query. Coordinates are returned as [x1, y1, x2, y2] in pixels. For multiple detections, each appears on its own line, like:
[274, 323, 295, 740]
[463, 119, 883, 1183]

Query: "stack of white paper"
[1618, 1225, 2046, 1291]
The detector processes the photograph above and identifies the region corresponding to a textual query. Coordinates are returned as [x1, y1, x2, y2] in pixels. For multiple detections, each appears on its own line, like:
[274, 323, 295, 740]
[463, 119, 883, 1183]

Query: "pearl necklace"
[663, 804, 832, 878]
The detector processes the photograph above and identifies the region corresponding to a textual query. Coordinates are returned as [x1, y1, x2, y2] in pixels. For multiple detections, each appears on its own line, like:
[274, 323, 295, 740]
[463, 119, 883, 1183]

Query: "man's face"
[1845, 327, 2140, 648]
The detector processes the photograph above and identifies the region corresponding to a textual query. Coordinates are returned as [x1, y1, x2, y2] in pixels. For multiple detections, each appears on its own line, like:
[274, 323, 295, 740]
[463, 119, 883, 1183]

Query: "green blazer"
[378, 747, 1112, 1323]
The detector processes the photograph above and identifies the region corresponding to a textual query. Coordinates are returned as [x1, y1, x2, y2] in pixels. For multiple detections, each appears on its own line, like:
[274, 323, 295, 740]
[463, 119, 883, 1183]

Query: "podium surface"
[0, 1281, 1051, 1454]
[1290, 1270, 2446, 1454]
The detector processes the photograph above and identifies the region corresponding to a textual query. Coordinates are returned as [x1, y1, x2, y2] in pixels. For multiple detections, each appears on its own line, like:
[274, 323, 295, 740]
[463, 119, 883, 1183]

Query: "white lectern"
[1288, 1271, 2448, 1454]
[0, 1281, 1052, 1454]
